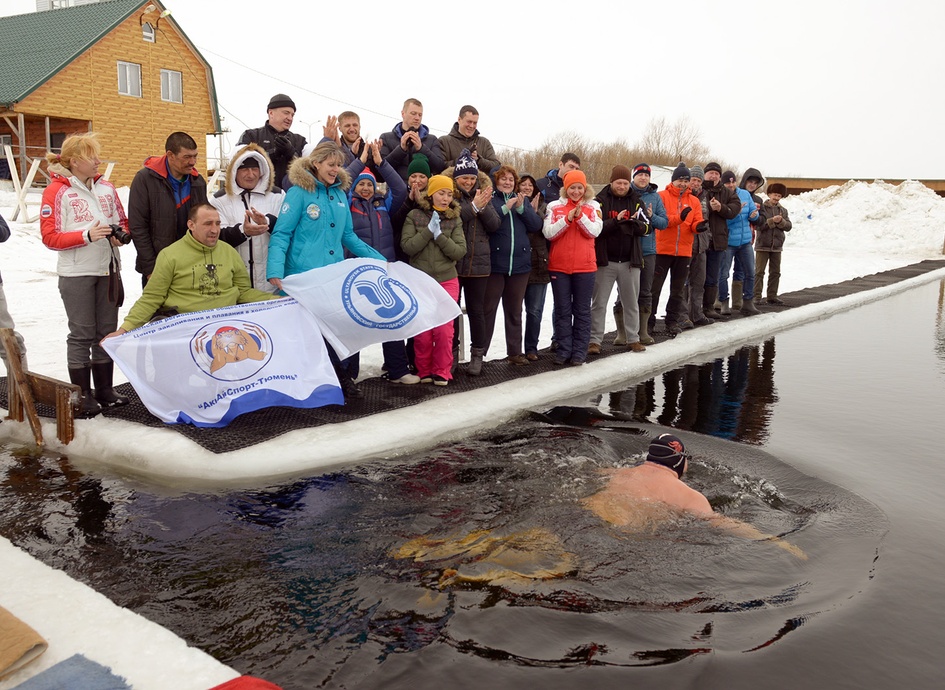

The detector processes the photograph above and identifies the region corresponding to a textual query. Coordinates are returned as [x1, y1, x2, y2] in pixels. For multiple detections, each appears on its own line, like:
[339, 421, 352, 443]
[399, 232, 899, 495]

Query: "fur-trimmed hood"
[286, 154, 351, 193]
[413, 190, 461, 220]
[225, 143, 276, 196]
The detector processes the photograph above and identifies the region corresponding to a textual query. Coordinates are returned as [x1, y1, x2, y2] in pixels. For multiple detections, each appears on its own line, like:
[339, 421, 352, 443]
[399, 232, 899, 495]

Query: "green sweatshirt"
[122, 231, 275, 331]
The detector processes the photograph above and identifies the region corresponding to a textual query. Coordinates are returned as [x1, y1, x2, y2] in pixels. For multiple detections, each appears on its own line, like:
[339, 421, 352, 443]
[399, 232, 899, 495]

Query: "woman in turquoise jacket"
[267, 142, 383, 292]
[266, 141, 384, 400]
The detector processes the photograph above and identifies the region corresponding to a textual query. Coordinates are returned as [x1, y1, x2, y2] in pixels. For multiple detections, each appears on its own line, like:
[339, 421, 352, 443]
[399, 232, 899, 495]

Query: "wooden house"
[0, 0, 220, 187]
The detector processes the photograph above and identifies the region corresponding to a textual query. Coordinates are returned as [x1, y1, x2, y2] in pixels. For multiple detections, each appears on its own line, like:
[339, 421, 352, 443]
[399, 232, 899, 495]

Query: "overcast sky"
[4, 0, 944, 180]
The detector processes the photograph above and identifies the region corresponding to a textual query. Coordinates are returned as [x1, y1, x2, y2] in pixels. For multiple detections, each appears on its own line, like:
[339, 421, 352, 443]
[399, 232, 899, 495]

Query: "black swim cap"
[646, 434, 688, 478]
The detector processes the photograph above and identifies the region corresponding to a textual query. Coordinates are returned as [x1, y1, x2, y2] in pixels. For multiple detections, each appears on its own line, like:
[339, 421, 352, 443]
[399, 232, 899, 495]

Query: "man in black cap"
[237, 94, 307, 185]
[581, 433, 807, 558]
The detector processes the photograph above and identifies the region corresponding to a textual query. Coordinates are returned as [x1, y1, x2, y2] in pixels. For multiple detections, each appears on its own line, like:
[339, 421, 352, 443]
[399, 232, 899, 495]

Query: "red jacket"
[656, 184, 703, 257]
[542, 199, 603, 274]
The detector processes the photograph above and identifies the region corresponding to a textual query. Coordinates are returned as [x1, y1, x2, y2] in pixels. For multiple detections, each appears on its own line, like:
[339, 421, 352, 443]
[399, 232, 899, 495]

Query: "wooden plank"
[1, 328, 43, 448]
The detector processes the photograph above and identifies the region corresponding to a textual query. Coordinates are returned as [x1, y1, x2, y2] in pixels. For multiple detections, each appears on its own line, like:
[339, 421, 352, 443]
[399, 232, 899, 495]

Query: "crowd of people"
[19, 93, 794, 413]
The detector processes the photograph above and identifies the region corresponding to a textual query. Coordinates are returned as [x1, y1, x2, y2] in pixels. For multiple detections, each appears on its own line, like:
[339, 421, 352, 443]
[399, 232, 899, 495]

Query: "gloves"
[428, 211, 442, 239]
[695, 220, 709, 233]
[273, 133, 295, 160]
[680, 207, 692, 221]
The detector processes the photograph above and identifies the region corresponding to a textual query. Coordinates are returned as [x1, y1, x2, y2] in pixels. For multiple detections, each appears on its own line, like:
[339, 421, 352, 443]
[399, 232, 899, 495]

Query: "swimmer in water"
[582, 433, 807, 559]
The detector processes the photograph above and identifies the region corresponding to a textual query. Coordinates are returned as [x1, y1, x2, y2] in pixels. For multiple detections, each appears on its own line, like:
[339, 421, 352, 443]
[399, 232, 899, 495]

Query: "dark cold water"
[2, 278, 945, 689]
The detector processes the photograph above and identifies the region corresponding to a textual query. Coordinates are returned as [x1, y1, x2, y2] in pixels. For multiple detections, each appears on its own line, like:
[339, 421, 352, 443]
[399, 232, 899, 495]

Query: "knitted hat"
[267, 93, 296, 111]
[562, 169, 587, 190]
[453, 148, 478, 178]
[426, 175, 454, 198]
[671, 163, 691, 181]
[721, 170, 737, 184]
[632, 163, 651, 179]
[237, 157, 260, 170]
[407, 153, 431, 178]
[689, 165, 705, 180]
[353, 168, 377, 192]
[646, 433, 688, 478]
[704, 162, 722, 174]
[767, 182, 787, 196]
[610, 165, 633, 183]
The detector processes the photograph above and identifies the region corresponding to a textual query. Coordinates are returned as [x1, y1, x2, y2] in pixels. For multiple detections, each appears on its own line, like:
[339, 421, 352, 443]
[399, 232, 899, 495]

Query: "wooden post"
[2, 328, 80, 446]
[1, 328, 43, 447]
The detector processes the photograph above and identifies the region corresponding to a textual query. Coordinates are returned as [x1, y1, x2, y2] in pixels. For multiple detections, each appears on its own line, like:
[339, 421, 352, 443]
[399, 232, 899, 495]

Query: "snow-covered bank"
[3, 262, 944, 486]
[0, 537, 238, 689]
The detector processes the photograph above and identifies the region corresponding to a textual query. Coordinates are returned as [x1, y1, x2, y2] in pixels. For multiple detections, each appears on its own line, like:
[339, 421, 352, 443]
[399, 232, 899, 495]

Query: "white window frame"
[160, 69, 183, 103]
[117, 61, 142, 98]
[142, 22, 155, 43]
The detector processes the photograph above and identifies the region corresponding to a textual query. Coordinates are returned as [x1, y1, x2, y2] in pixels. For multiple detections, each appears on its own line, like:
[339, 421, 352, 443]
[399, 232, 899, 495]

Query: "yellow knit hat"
[426, 175, 454, 199]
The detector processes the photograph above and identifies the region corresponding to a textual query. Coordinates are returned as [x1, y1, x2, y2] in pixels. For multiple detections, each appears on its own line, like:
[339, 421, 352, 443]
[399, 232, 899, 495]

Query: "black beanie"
[721, 170, 737, 184]
[267, 93, 296, 111]
[671, 163, 691, 182]
[704, 162, 722, 174]
[646, 434, 688, 478]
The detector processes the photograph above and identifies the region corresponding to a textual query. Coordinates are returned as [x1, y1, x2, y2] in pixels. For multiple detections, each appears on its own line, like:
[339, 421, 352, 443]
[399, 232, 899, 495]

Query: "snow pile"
[783, 180, 945, 256]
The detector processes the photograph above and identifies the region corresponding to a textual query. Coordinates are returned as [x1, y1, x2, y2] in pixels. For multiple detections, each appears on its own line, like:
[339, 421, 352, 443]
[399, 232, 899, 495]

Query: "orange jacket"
[656, 184, 703, 257]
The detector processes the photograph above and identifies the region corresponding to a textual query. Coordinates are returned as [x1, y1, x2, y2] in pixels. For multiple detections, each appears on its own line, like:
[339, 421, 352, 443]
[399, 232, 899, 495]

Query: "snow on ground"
[0, 535, 239, 690]
[1, 179, 943, 386]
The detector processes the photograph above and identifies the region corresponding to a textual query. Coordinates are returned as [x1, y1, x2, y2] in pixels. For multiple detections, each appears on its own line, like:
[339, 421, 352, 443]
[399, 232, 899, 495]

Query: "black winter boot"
[91, 360, 130, 408]
[613, 303, 627, 345]
[68, 366, 102, 419]
[334, 364, 363, 400]
[703, 287, 727, 321]
[467, 347, 484, 376]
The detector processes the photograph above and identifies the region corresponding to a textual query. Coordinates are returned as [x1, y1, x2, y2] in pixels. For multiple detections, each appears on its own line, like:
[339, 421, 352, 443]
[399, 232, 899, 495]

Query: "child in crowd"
[754, 182, 792, 304]
[542, 170, 602, 366]
[400, 175, 467, 385]
[346, 141, 416, 383]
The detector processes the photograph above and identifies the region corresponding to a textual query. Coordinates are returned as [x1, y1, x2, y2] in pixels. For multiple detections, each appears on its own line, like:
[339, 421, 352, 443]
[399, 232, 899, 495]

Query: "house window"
[142, 22, 155, 43]
[117, 61, 142, 97]
[0, 135, 11, 148]
[160, 70, 183, 103]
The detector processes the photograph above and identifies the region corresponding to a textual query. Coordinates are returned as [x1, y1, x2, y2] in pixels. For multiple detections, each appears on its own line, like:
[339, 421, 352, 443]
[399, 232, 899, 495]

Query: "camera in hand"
[109, 224, 133, 245]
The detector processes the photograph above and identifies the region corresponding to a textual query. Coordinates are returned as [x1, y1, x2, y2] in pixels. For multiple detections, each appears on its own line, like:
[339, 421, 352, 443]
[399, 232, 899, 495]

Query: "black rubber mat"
[3, 258, 943, 453]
